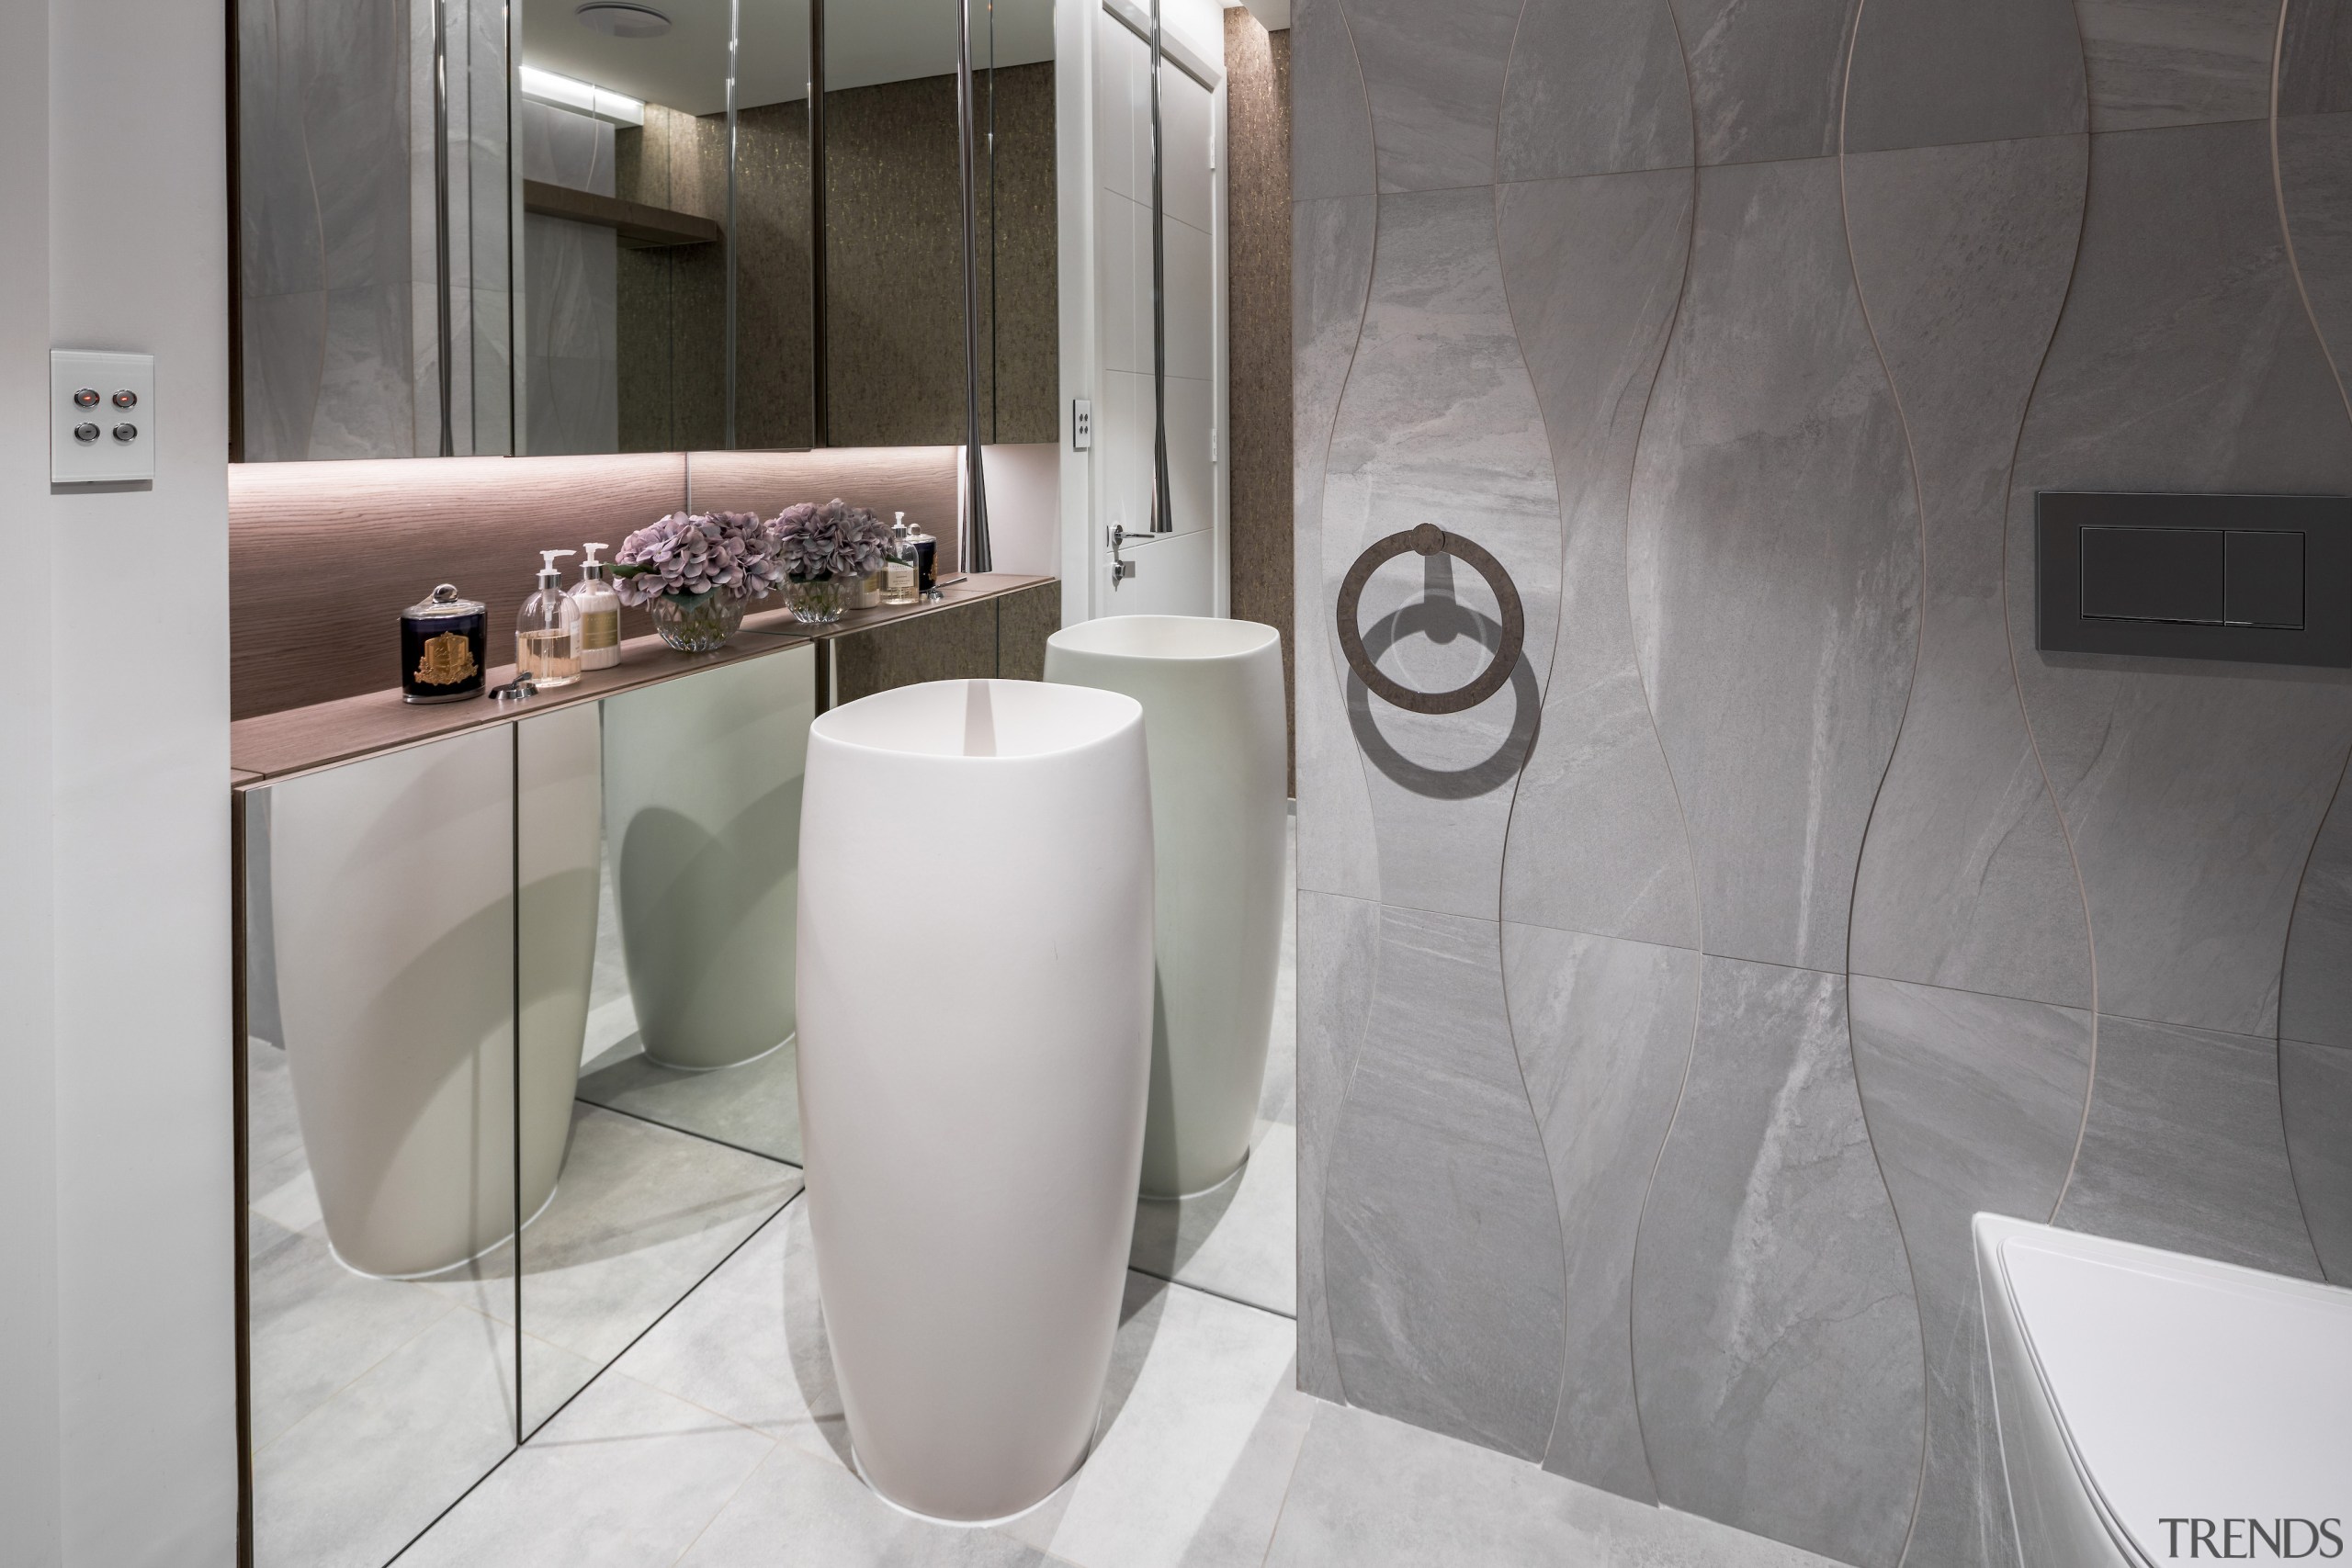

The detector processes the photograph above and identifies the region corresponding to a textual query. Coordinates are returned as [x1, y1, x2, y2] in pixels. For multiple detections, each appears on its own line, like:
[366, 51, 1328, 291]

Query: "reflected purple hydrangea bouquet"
[775, 498, 892, 583]
[609, 511, 787, 607]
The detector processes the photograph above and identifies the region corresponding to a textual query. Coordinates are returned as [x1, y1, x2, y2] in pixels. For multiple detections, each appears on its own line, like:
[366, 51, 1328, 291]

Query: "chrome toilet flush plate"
[51, 349, 155, 484]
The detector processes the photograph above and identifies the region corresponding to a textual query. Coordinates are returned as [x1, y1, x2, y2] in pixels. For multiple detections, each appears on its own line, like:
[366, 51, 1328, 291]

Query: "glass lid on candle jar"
[405, 582, 484, 620]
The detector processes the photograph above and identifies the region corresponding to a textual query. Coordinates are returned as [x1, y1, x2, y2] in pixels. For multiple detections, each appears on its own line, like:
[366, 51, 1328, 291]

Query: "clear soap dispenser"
[882, 512, 922, 606]
[573, 543, 622, 670]
[517, 548, 582, 689]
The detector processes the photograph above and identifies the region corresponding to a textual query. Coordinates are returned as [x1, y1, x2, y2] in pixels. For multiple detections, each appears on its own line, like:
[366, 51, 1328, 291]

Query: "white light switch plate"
[1072, 398, 1093, 451]
[51, 350, 155, 484]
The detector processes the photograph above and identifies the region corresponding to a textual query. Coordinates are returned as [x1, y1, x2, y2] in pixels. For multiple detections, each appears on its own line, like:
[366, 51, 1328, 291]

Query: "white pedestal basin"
[267, 708, 601, 1279]
[797, 678, 1154, 1523]
[1045, 615, 1286, 1197]
[603, 646, 814, 1070]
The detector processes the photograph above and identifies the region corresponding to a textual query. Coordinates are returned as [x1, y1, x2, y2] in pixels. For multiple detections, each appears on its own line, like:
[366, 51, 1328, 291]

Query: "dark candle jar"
[401, 582, 488, 704]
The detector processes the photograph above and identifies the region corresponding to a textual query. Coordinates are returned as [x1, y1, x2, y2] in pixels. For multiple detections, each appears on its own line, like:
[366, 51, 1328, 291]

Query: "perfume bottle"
[572, 544, 623, 670]
[516, 549, 582, 689]
[882, 513, 922, 606]
[905, 513, 939, 598]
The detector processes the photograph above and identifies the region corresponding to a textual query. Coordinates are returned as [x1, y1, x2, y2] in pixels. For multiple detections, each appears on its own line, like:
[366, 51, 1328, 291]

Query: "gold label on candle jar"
[415, 631, 479, 686]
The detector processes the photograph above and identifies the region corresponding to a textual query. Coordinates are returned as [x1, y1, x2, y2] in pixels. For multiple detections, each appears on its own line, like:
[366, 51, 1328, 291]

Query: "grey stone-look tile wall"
[1293, 3, 2352, 1566]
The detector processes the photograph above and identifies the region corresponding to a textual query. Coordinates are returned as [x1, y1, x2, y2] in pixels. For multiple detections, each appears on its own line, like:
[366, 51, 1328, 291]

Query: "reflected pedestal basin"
[267, 707, 601, 1279]
[797, 679, 1154, 1523]
[1045, 615, 1286, 1197]
[603, 647, 814, 1070]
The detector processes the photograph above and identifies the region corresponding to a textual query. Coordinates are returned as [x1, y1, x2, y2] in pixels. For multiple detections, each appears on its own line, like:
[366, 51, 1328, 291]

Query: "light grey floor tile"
[1006, 1275, 1308, 1568]
[255, 1306, 553, 1568]
[247, 1210, 459, 1451]
[396, 1371, 773, 1568]
[1130, 1122, 1296, 1318]
[1262, 1401, 1843, 1568]
[676, 1439, 1057, 1568]
[611, 1197, 845, 1461]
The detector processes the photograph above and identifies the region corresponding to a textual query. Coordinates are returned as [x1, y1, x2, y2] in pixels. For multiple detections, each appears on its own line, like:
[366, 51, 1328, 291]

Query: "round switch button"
[111, 389, 138, 409]
[73, 423, 100, 444]
[111, 423, 138, 443]
[72, 388, 99, 409]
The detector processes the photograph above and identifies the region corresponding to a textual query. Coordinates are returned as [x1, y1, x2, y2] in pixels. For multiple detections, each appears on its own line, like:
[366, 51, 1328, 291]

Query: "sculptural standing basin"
[1045, 615, 1285, 1196]
[797, 678, 1154, 1523]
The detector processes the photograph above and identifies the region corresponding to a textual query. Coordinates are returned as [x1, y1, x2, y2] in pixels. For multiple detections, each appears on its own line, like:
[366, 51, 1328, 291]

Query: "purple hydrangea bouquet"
[774, 498, 892, 624]
[612, 510, 786, 652]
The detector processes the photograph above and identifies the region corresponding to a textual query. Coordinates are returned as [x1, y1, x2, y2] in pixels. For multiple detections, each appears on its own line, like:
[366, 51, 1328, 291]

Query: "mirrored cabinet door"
[242, 731, 523, 1565]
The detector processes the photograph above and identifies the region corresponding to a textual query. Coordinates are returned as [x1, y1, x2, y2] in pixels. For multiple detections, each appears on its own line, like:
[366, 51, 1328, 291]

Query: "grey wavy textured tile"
[1500, 923, 1697, 1504]
[1295, 890, 1383, 1403]
[2282, 763, 2352, 1049]
[1848, 978, 2090, 1339]
[1627, 156, 1920, 976]
[1295, 195, 1383, 904]
[1292, 0, 1377, 200]
[1911, 1274, 2022, 1568]
[1842, 138, 2091, 1009]
[1497, 170, 1701, 953]
[1496, 0, 1694, 181]
[1666, 0, 1857, 165]
[2280, 1040, 2352, 1281]
[1321, 907, 1566, 1461]
[2054, 1013, 2324, 1278]
[2074, 0, 2279, 130]
[1341, 0, 1524, 192]
[1847, 976, 2091, 1568]
[1323, 186, 1564, 920]
[2281, 0, 2352, 115]
[2008, 121, 2352, 1039]
[1631, 957, 1923, 1568]
[1842, 0, 2086, 152]
[2276, 112, 2352, 403]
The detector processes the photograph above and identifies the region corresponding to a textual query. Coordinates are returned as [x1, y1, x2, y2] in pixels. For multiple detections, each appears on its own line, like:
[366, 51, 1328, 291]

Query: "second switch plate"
[51, 349, 156, 484]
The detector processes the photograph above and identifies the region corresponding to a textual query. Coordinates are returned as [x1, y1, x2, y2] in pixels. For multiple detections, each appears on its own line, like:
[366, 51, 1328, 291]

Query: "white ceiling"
[521, 0, 1057, 117]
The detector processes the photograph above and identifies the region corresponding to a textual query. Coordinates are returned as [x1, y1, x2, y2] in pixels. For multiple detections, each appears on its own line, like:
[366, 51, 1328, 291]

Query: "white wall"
[1, 2, 237, 1563]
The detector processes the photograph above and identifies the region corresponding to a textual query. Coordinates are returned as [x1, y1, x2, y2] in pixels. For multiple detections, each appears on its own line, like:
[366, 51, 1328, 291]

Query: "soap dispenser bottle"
[573, 544, 622, 670]
[882, 512, 922, 606]
[904, 513, 939, 598]
[517, 549, 582, 689]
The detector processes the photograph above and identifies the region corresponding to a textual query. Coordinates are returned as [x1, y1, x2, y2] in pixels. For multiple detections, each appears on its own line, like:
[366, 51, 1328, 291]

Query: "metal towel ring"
[1336, 524, 1525, 716]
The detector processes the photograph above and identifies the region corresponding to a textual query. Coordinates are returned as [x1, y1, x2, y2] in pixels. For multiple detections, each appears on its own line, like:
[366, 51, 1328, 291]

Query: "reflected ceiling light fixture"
[573, 2, 673, 38]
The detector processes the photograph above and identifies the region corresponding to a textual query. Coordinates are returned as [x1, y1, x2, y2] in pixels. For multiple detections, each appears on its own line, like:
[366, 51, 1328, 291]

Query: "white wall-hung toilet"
[797, 678, 1156, 1523]
[1975, 1214, 2352, 1566]
[1044, 615, 1286, 1197]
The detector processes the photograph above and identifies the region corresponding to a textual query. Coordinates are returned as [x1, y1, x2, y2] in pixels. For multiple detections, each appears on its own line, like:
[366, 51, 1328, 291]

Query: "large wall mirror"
[231, 0, 1054, 464]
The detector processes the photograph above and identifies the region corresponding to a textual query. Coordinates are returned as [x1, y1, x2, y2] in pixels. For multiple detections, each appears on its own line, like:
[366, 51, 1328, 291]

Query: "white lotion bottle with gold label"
[573, 543, 623, 670]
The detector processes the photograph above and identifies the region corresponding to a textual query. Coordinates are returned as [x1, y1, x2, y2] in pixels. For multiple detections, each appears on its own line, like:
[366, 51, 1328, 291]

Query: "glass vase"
[648, 590, 745, 653]
[788, 574, 846, 625]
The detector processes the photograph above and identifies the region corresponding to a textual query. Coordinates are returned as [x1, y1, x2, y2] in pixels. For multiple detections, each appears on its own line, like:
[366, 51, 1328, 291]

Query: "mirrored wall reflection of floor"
[247, 1043, 804, 1568]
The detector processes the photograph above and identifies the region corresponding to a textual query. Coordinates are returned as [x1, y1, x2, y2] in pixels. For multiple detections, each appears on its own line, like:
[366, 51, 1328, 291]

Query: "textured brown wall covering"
[229, 445, 976, 719]
[616, 105, 731, 451]
[1225, 14, 1294, 788]
[824, 64, 1058, 447]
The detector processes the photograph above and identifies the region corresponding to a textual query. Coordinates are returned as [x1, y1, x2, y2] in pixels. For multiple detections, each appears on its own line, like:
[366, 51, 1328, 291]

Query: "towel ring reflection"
[1336, 525, 1525, 715]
